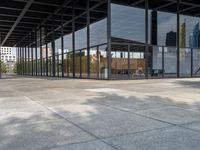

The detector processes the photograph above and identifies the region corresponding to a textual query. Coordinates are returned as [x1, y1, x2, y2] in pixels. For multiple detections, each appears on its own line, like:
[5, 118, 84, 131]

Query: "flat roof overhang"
[0, 0, 107, 47]
[0, 0, 200, 47]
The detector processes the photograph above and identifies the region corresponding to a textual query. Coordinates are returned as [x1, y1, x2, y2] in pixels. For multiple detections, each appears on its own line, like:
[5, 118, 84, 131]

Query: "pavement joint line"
[38, 139, 99, 150]
[100, 125, 173, 141]
[40, 126, 174, 150]
[94, 101, 200, 135]
[24, 96, 119, 150]
[24, 96, 185, 150]
[11, 119, 65, 127]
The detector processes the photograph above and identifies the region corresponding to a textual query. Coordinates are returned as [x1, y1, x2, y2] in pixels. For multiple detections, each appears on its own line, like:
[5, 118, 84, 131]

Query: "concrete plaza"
[0, 76, 200, 150]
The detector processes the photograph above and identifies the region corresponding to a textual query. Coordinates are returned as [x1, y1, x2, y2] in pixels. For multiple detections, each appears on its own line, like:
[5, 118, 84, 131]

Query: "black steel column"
[40, 26, 43, 76]
[162, 46, 165, 78]
[61, 10, 64, 77]
[45, 27, 48, 76]
[21, 45, 23, 75]
[80, 50, 82, 78]
[128, 45, 130, 79]
[177, 0, 180, 77]
[191, 48, 193, 77]
[87, 0, 90, 79]
[151, 10, 157, 45]
[31, 43, 33, 76]
[35, 31, 38, 76]
[22, 45, 24, 75]
[52, 33, 56, 77]
[25, 45, 27, 75]
[19, 45, 21, 75]
[145, 0, 149, 79]
[107, 0, 111, 79]
[72, 1, 75, 78]
[16, 46, 18, 74]
[28, 44, 30, 75]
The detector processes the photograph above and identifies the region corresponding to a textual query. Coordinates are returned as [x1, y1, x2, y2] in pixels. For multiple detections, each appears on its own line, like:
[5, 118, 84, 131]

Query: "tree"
[0, 60, 8, 74]
[13, 62, 18, 73]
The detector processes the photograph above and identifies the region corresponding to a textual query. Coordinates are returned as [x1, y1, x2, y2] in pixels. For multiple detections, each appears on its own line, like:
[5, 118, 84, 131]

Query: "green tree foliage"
[0, 60, 8, 74]
[13, 62, 18, 73]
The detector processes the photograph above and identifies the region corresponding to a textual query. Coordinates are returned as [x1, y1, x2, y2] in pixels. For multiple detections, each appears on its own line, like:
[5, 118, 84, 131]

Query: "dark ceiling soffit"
[1, 0, 34, 46]
[15, 0, 73, 47]
[30, 0, 107, 47]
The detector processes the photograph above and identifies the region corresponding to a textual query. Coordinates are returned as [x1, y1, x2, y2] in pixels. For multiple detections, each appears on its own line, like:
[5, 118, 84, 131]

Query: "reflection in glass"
[157, 12, 177, 46]
[111, 3, 145, 43]
[150, 46, 163, 78]
[193, 49, 200, 76]
[75, 50, 81, 77]
[180, 48, 191, 77]
[99, 45, 108, 79]
[111, 44, 129, 79]
[164, 47, 177, 77]
[180, 15, 200, 48]
[90, 19, 107, 47]
[81, 49, 88, 78]
[130, 45, 145, 79]
[90, 47, 98, 78]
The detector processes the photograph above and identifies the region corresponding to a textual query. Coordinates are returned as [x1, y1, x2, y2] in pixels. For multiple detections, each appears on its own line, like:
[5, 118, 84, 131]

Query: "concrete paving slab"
[50, 140, 116, 150]
[137, 106, 200, 125]
[0, 111, 60, 126]
[104, 126, 200, 150]
[0, 97, 47, 113]
[1, 77, 200, 150]
[47, 103, 121, 119]
[181, 121, 200, 132]
[0, 120, 95, 150]
[68, 112, 170, 138]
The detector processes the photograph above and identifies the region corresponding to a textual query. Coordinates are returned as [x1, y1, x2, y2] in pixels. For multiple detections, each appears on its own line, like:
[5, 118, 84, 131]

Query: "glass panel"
[193, 48, 200, 76]
[55, 38, 61, 77]
[111, 3, 145, 44]
[64, 34, 73, 77]
[47, 43, 52, 76]
[63, 53, 68, 77]
[48, 56, 52, 76]
[90, 2, 107, 47]
[43, 58, 46, 76]
[180, 48, 191, 77]
[55, 54, 59, 77]
[180, 15, 200, 48]
[32, 47, 36, 75]
[75, 50, 81, 77]
[68, 51, 73, 77]
[75, 18, 87, 50]
[41, 46, 46, 76]
[99, 45, 108, 79]
[81, 49, 88, 78]
[157, 12, 177, 46]
[111, 44, 129, 79]
[164, 47, 177, 77]
[90, 18, 107, 47]
[150, 46, 163, 78]
[90, 47, 98, 78]
[130, 45, 146, 79]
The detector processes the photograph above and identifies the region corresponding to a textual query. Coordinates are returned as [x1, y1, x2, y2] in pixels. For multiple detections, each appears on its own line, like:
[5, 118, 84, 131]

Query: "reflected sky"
[48, 3, 200, 51]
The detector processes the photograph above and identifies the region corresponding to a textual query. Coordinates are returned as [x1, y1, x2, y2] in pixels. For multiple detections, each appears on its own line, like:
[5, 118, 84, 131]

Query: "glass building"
[2, 0, 200, 79]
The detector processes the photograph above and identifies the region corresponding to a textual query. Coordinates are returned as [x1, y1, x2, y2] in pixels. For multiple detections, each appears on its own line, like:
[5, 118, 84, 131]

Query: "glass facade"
[17, 0, 200, 79]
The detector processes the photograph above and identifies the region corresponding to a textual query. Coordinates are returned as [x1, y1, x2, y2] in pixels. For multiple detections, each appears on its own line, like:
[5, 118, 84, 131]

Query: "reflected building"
[166, 31, 176, 47]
